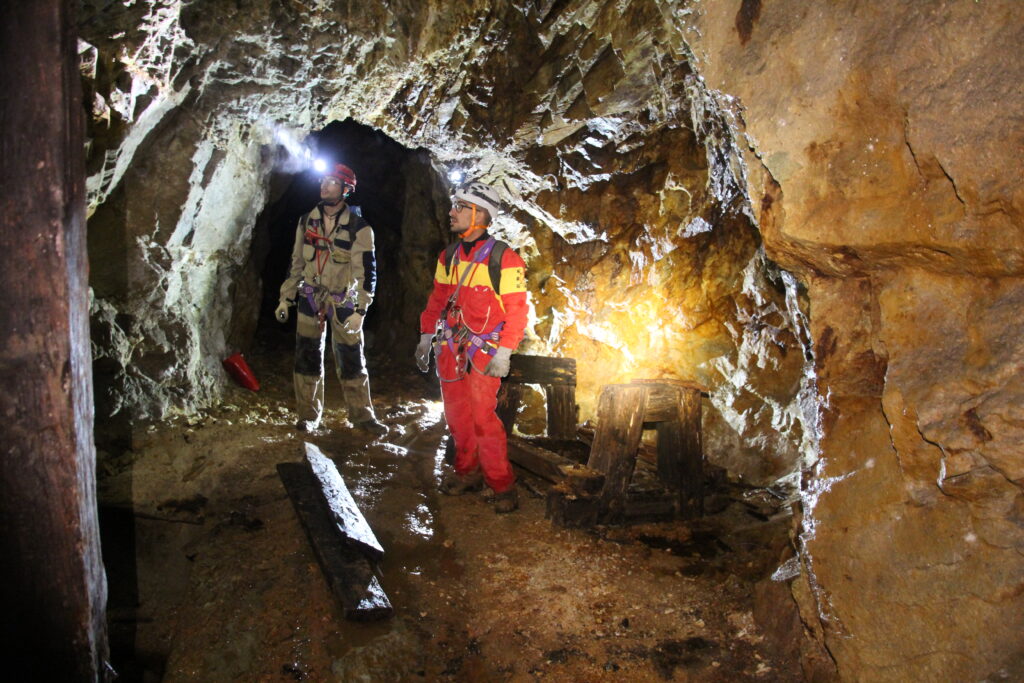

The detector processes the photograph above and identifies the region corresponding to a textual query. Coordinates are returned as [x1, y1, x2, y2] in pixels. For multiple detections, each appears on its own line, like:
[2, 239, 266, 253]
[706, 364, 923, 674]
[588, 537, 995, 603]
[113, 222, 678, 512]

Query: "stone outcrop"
[79, 0, 1022, 679]
[687, 1, 1024, 680]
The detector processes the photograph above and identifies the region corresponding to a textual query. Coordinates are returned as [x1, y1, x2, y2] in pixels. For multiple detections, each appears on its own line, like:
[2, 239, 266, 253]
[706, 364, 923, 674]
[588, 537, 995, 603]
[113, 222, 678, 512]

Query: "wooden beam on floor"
[303, 443, 384, 562]
[508, 437, 604, 491]
[277, 444, 392, 621]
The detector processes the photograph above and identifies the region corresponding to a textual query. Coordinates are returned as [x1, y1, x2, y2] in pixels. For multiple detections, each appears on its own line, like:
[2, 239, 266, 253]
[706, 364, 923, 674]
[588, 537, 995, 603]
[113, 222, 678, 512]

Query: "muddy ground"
[96, 327, 804, 682]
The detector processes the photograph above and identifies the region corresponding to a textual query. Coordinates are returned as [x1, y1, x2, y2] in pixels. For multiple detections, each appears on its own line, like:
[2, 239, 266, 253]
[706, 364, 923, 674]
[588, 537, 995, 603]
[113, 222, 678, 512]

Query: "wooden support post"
[277, 444, 392, 621]
[496, 382, 524, 435]
[1, 1, 110, 678]
[587, 385, 648, 520]
[633, 380, 705, 519]
[501, 355, 578, 439]
[545, 385, 577, 439]
[675, 389, 704, 518]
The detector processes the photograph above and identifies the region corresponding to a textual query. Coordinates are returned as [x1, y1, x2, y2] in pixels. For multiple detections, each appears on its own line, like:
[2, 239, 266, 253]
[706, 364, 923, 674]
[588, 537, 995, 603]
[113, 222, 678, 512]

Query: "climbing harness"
[297, 208, 359, 331]
[434, 237, 505, 382]
[298, 282, 357, 331]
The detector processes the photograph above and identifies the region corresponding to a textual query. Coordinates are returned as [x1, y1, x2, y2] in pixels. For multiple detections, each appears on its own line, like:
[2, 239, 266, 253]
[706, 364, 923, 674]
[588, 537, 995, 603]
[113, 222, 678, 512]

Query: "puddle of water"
[404, 503, 434, 540]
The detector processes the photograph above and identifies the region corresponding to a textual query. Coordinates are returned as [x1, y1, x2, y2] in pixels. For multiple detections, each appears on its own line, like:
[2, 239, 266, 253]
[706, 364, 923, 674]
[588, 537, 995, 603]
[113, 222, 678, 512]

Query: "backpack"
[443, 239, 509, 294]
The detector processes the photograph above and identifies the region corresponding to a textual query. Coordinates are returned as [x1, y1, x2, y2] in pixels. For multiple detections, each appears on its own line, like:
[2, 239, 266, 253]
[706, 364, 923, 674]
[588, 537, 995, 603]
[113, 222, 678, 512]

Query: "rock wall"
[77, 0, 1022, 677]
[686, 0, 1024, 680]
[81, 0, 810, 488]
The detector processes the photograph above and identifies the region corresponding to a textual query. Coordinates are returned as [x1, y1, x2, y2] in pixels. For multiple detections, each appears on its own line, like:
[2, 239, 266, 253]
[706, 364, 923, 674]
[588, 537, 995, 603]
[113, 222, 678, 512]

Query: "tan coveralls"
[279, 204, 378, 426]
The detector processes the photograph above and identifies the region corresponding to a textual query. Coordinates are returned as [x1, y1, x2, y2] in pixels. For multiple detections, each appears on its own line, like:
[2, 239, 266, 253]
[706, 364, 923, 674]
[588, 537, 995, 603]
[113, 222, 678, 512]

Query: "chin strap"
[469, 205, 489, 230]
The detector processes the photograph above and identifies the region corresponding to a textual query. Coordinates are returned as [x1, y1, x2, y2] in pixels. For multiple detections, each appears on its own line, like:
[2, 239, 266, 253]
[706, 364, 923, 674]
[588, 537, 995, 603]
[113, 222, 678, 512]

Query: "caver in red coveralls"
[419, 233, 528, 494]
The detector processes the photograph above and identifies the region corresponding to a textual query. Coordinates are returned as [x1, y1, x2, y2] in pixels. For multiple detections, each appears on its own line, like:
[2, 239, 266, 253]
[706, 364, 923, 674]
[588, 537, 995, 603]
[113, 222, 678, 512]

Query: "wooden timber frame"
[495, 354, 578, 439]
[587, 380, 705, 522]
[493, 355, 705, 527]
[277, 443, 393, 621]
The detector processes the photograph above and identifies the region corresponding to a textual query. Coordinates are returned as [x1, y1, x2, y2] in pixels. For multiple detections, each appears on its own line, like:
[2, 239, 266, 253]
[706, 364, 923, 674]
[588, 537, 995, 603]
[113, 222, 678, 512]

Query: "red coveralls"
[420, 234, 528, 494]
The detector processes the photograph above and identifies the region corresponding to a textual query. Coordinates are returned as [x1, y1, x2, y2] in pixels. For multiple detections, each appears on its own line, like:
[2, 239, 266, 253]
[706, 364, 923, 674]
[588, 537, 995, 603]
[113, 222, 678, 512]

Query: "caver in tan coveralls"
[279, 203, 379, 427]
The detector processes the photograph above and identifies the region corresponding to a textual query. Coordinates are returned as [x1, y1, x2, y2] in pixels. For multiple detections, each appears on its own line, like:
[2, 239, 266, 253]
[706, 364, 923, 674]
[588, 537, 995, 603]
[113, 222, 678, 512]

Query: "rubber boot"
[493, 487, 519, 514]
[353, 418, 388, 436]
[439, 470, 484, 496]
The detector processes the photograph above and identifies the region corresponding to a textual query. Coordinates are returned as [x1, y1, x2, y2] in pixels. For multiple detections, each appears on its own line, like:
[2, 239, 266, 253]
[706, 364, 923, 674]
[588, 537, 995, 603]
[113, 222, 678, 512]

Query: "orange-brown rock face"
[690, 0, 1024, 679]
[80, 0, 1022, 678]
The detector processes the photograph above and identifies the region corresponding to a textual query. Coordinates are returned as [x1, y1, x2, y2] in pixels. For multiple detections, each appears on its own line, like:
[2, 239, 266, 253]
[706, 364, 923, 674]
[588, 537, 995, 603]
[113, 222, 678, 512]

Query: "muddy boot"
[294, 419, 320, 432]
[352, 418, 388, 437]
[439, 470, 484, 496]
[493, 487, 519, 514]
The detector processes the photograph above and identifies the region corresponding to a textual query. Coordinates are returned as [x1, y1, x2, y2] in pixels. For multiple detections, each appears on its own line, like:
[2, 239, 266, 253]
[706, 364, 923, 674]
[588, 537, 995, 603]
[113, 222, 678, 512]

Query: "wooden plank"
[545, 490, 600, 528]
[630, 377, 708, 393]
[639, 383, 683, 422]
[678, 390, 704, 518]
[303, 442, 384, 562]
[545, 384, 577, 439]
[277, 463, 393, 621]
[508, 436, 604, 490]
[587, 384, 648, 514]
[621, 491, 678, 524]
[496, 382, 524, 435]
[506, 354, 576, 386]
[656, 418, 685, 492]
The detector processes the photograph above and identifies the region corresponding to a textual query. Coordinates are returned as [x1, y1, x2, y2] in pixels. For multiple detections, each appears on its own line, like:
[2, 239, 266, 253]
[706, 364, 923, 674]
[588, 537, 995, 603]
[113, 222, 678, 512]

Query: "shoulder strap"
[488, 241, 508, 295]
[444, 242, 460, 274]
[443, 239, 509, 294]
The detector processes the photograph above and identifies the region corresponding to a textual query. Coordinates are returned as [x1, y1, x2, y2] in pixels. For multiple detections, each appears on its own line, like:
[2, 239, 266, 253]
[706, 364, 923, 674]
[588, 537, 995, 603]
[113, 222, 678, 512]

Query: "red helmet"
[327, 163, 357, 188]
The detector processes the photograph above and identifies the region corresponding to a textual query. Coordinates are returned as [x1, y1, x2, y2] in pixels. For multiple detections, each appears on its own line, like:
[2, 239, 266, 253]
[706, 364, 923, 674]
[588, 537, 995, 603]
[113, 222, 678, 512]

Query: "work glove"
[484, 346, 512, 378]
[415, 333, 434, 373]
[275, 301, 290, 323]
[342, 312, 364, 334]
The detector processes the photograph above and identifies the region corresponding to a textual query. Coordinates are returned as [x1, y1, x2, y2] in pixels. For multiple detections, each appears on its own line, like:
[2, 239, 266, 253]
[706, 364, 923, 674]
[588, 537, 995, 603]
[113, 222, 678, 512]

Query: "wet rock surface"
[79, 0, 1024, 678]
[97, 329, 802, 681]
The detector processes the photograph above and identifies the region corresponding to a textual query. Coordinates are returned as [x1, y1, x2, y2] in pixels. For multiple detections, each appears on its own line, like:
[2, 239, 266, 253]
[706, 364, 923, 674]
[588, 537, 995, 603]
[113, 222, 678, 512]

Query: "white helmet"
[452, 181, 501, 218]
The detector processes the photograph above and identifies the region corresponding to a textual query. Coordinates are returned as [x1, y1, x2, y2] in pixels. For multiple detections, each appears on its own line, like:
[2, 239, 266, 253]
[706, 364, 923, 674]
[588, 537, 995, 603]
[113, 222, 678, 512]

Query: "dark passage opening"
[252, 118, 451, 369]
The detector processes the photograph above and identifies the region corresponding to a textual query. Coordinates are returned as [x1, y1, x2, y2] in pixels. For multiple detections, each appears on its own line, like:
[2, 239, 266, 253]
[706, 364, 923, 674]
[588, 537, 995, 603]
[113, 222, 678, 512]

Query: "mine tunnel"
[254, 118, 443, 365]
[3, 1, 1023, 681]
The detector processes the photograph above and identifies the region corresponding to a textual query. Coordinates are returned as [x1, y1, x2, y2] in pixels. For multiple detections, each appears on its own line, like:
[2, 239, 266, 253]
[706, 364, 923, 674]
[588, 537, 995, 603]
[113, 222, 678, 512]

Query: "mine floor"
[96, 327, 802, 681]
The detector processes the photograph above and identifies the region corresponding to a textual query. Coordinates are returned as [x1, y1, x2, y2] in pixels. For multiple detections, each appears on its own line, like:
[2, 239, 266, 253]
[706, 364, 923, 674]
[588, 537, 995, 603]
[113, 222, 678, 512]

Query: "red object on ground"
[222, 353, 260, 391]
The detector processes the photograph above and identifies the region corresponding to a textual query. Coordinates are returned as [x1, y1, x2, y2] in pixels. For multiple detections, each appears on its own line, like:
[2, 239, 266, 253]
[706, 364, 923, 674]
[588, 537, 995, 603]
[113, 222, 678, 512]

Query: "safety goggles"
[321, 177, 353, 192]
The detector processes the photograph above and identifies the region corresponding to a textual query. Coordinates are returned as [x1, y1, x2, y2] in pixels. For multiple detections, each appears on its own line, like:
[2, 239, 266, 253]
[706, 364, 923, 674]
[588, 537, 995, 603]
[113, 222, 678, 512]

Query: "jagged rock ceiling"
[78, 0, 1023, 680]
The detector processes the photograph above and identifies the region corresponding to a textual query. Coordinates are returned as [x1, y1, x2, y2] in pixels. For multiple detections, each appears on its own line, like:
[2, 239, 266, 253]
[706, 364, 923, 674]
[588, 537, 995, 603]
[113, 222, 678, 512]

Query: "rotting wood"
[621, 491, 678, 524]
[545, 384, 577, 439]
[587, 384, 648, 519]
[277, 462, 393, 621]
[507, 354, 576, 386]
[577, 380, 706, 525]
[303, 442, 384, 562]
[1, 2, 109, 678]
[496, 382, 524, 435]
[507, 436, 604, 491]
[675, 389, 704, 518]
[498, 355, 578, 439]
[545, 489, 600, 528]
